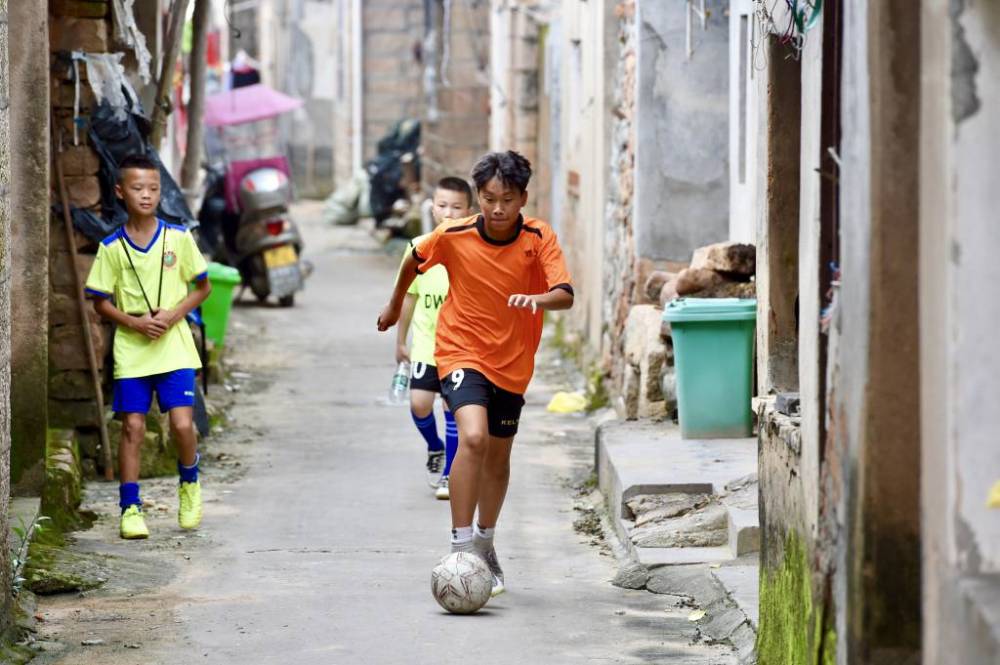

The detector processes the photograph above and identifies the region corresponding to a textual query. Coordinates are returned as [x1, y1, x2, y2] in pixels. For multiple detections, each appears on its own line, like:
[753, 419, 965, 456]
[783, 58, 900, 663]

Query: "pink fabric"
[204, 84, 304, 127]
[224, 157, 292, 213]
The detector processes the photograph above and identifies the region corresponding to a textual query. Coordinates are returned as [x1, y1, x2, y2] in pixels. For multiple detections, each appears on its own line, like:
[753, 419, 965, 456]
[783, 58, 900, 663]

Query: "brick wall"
[47, 0, 113, 476]
[603, 0, 637, 396]
[421, 0, 490, 191]
[362, 0, 424, 163]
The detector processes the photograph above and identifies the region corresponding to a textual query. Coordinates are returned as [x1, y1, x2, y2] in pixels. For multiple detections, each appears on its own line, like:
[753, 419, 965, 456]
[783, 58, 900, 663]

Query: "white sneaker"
[426, 451, 444, 488]
[435, 475, 450, 500]
[476, 541, 505, 597]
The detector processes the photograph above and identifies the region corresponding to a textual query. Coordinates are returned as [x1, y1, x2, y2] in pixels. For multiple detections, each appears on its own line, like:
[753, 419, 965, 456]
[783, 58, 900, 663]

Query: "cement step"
[596, 420, 759, 564]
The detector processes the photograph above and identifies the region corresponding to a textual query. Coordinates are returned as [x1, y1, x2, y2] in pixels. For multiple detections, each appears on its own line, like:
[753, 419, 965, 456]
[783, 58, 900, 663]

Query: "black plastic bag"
[63, 98, 197, 244]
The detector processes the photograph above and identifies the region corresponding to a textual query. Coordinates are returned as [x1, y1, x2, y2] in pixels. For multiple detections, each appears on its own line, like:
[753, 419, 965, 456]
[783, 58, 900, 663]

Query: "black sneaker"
[426, 451, 444, 488]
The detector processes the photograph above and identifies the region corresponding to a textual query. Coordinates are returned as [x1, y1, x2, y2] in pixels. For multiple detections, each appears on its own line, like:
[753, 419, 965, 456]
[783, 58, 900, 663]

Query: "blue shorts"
[113, 368, 197, 414]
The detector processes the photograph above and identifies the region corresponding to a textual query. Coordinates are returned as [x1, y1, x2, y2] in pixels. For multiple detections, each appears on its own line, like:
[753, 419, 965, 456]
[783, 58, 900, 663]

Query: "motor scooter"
[198, 84, 306, 306]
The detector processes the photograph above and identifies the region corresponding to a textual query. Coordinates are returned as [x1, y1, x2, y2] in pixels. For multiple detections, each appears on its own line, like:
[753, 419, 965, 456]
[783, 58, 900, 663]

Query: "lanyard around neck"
[118, 223, 166, 314]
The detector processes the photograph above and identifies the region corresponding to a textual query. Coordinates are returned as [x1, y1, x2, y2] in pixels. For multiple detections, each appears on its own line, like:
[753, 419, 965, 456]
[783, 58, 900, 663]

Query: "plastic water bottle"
[388, 361, 411, 405]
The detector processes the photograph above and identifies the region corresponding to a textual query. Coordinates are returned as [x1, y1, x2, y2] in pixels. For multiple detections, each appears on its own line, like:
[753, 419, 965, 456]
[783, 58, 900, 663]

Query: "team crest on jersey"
[163, 250, 178, 269]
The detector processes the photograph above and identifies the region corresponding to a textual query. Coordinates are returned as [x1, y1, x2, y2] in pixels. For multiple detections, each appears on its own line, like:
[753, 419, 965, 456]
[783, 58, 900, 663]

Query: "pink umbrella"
[203, 83, 305, 127]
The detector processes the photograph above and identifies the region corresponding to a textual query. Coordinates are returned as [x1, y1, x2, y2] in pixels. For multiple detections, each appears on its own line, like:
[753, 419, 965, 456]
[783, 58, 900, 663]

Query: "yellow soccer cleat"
[120, 505, 149, 540]
[178, 481, 203, 530]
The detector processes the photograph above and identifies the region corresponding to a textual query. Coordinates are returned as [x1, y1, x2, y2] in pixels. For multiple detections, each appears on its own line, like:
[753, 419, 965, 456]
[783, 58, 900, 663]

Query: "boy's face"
[116, 168, 161, 217]
[477, 177, 527, 234]
[431, 188, 472, 225]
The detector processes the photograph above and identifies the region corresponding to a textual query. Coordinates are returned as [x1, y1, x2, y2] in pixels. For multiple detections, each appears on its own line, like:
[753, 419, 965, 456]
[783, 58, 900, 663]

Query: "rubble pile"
[643, 241, 757, 309]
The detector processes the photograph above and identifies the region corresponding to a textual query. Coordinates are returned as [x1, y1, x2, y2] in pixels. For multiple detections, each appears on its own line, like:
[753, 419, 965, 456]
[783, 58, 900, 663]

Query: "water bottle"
[388, 361, 411, 405]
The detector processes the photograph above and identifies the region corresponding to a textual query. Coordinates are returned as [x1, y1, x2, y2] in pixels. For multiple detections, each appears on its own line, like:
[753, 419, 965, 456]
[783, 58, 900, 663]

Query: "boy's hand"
[395, 344, 410, 364]
[377, 302, 401, 331]
[508, 294, 538, 314]
[132, 313, 169, 340]
[152, 308, 178, 328]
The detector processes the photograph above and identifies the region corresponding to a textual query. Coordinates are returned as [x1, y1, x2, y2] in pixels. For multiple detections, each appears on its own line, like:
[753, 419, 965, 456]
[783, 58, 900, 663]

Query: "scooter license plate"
[263, 244, 297, 269]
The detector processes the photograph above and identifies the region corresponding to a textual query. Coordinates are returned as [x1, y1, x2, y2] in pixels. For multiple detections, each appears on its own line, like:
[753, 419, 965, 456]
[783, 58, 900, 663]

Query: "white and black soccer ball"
[431, 552, 493, 614]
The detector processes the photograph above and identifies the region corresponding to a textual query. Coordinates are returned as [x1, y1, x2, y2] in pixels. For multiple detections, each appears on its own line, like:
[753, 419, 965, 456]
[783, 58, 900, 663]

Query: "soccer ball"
[431, 552, 493, 614]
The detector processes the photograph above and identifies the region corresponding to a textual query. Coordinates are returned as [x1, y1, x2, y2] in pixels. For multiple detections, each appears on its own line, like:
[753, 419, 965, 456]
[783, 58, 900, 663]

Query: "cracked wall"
[921, 0, 1000, 659]
[633, 0, 728, 263]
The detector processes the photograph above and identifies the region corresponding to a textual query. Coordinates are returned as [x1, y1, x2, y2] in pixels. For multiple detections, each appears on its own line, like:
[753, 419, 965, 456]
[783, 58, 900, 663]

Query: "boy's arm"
[509, 226, 574, 313]
[508, 287, 574, 313]
[153, 277, 212, 329]
[395, 293, 417, 363]
[93, 297, 169, 340]
[378, 250, 422, 331]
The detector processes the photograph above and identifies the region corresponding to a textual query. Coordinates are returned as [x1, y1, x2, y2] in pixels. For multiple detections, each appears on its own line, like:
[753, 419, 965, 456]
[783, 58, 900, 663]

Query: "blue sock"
[119, 482, 141, 512]
[178, 453, 200, 484]
[412, 411, 444, 452]
[443, 411, 458, 476]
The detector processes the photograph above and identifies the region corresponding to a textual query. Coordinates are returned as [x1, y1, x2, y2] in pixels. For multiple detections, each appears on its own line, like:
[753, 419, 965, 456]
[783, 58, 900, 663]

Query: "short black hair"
[435, 177, 474, 207]
[470, 151, 532, 193]
[117, 154, 159, 180]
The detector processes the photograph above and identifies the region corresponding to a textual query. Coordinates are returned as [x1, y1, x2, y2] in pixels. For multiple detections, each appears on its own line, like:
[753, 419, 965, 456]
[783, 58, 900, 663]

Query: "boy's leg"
[447, 405, 490, 532]
[472, 387, 523, 595]
[119, 412, 147, 485]
[168, 406, 198, 468]
[113, 376, 153, 538]
[474, 435, 515, 528]
[411, 364, 446, 488]
[157, 369, 202, 529]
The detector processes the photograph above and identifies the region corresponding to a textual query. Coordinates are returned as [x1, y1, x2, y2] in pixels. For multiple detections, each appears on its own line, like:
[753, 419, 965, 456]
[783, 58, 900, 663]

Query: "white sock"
[451, 526, 474, 553]
[474, 523, 495, 540]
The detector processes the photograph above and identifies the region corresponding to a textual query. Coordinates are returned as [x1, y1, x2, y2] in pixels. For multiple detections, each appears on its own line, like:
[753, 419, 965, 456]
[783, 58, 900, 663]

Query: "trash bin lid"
[206, 262, 242, 286]
[664, 298, 757, 323]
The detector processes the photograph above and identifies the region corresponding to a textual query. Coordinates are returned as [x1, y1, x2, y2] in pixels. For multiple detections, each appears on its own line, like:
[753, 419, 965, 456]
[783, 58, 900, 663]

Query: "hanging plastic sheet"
[110, 0, 153, 84]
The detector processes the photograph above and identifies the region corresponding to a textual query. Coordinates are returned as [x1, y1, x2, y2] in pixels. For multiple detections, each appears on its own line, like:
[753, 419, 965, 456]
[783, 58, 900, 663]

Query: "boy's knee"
[122, 414, 146, 443]
[169, 410, 194, 434]
[461, 428, 489, 455]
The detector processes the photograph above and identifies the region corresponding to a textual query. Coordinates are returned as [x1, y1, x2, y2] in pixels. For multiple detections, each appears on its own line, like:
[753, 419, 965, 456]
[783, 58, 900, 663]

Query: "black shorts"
[409, 361, 442, 392]
[440, 368, 525, 438]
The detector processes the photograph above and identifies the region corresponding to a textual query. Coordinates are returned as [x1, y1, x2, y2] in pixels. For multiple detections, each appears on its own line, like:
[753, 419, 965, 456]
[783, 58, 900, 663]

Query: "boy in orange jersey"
[378, 151, 574, 596]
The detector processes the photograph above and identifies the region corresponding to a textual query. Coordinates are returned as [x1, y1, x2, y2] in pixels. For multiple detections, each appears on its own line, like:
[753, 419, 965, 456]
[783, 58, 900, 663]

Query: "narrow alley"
[26, 205, 739, 665]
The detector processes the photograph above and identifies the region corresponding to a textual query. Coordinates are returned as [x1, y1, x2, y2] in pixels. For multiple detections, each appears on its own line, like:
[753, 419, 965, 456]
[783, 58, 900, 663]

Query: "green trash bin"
[663, 298, 757, 439]
[201, 263, 242, 346]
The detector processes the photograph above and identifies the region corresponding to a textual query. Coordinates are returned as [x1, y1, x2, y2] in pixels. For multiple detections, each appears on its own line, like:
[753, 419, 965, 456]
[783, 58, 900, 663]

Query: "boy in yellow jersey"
[85, 155, 212, 539]
[396, 177, 474, 499]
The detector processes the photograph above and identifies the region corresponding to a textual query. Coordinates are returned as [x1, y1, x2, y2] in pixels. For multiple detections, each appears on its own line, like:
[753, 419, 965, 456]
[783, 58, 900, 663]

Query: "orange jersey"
[412, 214, 573, 394]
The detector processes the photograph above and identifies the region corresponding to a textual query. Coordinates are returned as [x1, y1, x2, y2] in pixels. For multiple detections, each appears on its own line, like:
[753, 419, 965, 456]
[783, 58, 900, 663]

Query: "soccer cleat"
[435, 475, 450, 500]
[477, 545, 506, 597]
[178, 481, 203, 529]
[120, 505, 149, 540]
[426, 451, 444, 488]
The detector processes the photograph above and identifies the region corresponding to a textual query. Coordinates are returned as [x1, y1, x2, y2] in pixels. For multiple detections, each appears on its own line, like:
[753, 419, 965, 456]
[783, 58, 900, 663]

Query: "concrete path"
[34, 203, 737, 665]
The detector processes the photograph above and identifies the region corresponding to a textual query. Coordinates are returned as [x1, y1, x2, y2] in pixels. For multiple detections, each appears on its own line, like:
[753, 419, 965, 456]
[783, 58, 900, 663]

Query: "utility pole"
[180, 0, 210, 201]
[150, 0, 192, 150]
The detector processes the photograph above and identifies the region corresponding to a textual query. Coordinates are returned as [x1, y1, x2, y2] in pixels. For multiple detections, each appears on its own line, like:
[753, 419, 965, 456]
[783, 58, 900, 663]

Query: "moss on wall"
[757, 532, 837, 665]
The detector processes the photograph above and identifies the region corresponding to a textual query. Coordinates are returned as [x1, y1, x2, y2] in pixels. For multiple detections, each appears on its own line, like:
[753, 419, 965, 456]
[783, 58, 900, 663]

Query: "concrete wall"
[836, 1, 922, 659]
[633, 0, 728, 263]
[556, 0, 613, 354]
[0, 0, 14, 633]
[331, 0, 358, 187]
[274, 0, 339, 198]
[8, 0, 49, 491]
[921, 0, 1000, 661]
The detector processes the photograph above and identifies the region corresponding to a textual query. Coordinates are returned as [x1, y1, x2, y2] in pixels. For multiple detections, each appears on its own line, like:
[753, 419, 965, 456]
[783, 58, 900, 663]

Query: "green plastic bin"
[664, 298, 757, 439]
[201, 263, 242, 346]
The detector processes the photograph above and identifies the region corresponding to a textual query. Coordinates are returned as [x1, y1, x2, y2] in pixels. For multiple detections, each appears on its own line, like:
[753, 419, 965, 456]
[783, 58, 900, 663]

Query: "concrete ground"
[28, 203, 738, 664]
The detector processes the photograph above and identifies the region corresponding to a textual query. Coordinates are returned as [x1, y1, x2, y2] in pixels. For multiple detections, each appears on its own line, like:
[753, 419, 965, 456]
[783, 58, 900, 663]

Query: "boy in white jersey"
[396, 178, 474, 499]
